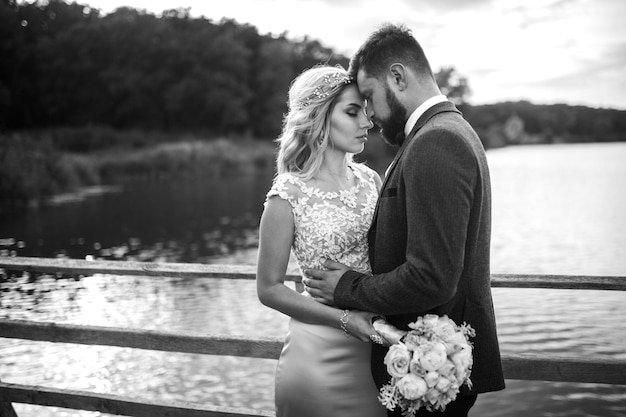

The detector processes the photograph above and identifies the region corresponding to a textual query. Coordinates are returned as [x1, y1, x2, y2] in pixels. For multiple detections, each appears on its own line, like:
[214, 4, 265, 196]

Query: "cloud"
[466, 40, 626, 108]
[506, 0, 583, 29]
[539, 41, 626, 92]
[400, 0, 494, 12]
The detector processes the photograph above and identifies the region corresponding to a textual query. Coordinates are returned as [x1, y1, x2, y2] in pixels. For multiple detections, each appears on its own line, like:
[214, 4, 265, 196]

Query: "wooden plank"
[490, 273, 626, 291]
[0, 320, 283, 359]
[501, 353, 626, 384]
[0, 256, 301, 281]
[2, 319, 626, 385]
[2, 256, 625, 290]
[0, 382, 274, 417]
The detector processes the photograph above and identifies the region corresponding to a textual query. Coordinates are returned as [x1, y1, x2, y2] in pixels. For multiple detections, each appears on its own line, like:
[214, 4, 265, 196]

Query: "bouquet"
[374, 314, 475, 415]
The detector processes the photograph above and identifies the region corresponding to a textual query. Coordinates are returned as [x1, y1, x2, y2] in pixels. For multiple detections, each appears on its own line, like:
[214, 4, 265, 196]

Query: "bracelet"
[340, 309, 350, 338]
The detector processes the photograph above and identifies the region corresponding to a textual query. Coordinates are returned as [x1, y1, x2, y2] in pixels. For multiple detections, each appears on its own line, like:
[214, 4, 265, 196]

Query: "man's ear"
[388, 63, 408, 91]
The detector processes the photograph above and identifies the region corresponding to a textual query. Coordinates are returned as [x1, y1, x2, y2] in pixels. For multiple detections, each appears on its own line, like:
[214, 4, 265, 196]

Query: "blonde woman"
[256, 65, 386, 417]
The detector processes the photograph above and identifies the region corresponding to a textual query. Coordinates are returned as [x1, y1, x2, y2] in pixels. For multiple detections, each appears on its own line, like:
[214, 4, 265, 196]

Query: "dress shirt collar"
[404, 94, 448, 137]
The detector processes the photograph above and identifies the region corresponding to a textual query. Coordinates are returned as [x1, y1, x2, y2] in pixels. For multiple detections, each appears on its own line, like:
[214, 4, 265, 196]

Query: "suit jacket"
[335, 101, 505, 394]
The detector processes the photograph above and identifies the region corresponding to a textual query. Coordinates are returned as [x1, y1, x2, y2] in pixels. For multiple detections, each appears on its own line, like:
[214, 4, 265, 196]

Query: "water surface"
[1, 142, 625, 416]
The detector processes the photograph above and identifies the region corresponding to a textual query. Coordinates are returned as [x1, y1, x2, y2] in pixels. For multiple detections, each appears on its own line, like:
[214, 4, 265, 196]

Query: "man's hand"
[303, 259, 351, 305]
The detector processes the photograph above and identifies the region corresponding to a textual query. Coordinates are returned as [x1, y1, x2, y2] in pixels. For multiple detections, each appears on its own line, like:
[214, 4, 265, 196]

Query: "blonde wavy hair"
[276, 65, 357, 179]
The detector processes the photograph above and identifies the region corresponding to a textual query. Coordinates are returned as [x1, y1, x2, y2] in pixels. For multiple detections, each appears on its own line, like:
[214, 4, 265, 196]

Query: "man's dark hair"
[348, 23, 435, 82]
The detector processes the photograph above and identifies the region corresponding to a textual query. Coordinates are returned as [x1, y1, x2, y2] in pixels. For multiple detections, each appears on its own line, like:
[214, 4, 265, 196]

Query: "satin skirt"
[275, 318, 387, 417]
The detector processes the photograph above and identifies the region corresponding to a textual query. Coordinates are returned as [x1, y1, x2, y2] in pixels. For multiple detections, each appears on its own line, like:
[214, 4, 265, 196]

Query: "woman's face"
[328, 84, 373, 155]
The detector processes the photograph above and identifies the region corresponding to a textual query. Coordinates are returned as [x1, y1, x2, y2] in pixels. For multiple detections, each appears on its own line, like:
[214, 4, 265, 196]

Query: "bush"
[0, 133, 100, 213]
[97, 138, 276, 181]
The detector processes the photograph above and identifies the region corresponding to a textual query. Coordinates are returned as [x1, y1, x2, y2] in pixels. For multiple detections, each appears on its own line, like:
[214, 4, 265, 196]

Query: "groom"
[304, 24, 505, 416]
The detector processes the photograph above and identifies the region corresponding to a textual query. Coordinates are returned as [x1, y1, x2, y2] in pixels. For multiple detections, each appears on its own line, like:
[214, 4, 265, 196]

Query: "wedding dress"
[266, 163, 386, 417]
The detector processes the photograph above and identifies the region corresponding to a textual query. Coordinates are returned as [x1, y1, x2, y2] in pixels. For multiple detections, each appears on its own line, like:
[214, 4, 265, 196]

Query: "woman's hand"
[345, 310, 383, 343]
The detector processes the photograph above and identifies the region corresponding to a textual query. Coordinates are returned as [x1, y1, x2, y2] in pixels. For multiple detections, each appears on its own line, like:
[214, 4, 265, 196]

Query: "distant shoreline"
[1, 126, 624, 215]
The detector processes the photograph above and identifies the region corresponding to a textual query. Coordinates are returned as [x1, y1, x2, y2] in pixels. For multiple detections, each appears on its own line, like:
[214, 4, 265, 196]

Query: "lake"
[1, 142, 625, 416]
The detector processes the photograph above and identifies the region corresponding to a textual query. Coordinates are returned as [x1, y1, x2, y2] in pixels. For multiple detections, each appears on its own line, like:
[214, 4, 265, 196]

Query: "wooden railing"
[1, 256, 625, 417]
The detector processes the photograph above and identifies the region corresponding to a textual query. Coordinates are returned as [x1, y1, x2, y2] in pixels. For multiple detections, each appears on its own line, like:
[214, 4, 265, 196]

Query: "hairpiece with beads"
[293, 71, 352, 110]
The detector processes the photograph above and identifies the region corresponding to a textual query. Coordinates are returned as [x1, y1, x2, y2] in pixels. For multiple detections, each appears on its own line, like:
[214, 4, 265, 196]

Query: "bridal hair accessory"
[376, 315, 475, 415]
[293, 72, 352, 110]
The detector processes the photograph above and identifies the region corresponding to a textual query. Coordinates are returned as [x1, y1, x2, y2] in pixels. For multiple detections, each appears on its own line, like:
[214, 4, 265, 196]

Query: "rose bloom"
[437, 359, 456, 378]
[442, 339, 458, 355]
[450, 345, 473, 370]
[404, 332, 429, 352]
[422, 315, 439, 328]
[384, 343, 411, 378]
[418, 342, 448, 372]
[396, 374, 428, 400]
[409, 352, 424, 375]
[424, 371, 440, 388]
[456, 368, 468, 382]
[445, 331, 470, 348]
[435, 375, 453, 392]
[425, 387, 443, 404]
[435, 318, 457, 339]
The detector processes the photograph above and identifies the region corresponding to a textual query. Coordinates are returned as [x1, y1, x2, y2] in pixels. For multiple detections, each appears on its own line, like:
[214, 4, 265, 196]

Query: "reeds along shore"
[0, 126, 399, 215]
[4, 116, 623, 215]
[0, 129, 279, 214]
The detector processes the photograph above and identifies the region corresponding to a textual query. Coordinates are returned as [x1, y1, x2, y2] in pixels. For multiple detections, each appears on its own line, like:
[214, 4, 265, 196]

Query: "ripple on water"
[2, 144, 626, 417]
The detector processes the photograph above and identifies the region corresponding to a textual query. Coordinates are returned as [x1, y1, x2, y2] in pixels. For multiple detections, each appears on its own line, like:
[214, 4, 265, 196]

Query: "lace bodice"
[266, 164, 379, 277]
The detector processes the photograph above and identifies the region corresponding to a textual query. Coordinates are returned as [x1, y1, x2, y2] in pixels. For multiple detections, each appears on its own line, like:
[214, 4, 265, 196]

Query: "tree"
[435, 66, 471, 107]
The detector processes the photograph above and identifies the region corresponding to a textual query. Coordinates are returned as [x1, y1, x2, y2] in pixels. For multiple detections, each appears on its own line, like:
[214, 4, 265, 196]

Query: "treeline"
[2, 1, 626, 214]
[3, 1, 624, 147]
[1, 0, 349, 139]
[465, 102, 626, 148]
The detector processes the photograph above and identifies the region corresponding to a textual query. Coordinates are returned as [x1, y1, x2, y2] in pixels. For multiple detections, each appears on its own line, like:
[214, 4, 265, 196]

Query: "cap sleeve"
[265, 173, 303, 209]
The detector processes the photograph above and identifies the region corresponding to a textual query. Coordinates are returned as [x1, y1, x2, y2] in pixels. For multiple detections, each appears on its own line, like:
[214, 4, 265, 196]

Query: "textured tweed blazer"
[335, 101, 506, 394]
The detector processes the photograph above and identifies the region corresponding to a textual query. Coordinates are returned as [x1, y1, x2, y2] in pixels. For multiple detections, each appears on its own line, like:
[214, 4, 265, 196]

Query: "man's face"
[357, 69, 407, 146]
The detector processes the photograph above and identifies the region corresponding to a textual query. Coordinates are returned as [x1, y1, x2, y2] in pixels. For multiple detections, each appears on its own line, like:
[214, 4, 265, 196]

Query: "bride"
[256, 65, 387, 417]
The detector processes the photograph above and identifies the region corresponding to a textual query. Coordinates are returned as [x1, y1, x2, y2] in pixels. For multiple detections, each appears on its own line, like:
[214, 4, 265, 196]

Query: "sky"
[75, 0, 626, 110]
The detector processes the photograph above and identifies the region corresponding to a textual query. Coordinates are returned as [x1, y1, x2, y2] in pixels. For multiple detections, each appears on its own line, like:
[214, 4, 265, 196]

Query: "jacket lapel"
[369, 101, 461, 232]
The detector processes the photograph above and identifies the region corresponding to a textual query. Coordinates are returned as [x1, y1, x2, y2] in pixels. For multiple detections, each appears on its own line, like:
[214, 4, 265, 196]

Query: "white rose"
[424, 371, 440, 388]
[445, 331, 469, 348]
[422, 315, 439, 328]
[384, 343, 411, 378]
[450, 345, 473, 371]
[404, 332, 429, 352]
[409, 352, 423, 375]
[441, 340, 457, 355]
[456, 368, 468, 382]
[418, 342, 448, 372]
[435, 375, 452, 392]
[435, 320, 457, 340]
[396, 374, 428, 400]
[438, 359, 456, 378]
[424, 387, 443, 404]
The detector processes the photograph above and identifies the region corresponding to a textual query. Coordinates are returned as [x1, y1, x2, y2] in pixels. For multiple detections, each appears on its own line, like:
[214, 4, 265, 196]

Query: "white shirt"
[403, 94, 448, 138]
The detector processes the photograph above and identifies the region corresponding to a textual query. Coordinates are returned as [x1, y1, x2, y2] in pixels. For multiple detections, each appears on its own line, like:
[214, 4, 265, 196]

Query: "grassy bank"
[0, 130, 277, 214]
[0, 126, 400, 215]
[96, 138, 276, 181]
[0, 134, 98, 212]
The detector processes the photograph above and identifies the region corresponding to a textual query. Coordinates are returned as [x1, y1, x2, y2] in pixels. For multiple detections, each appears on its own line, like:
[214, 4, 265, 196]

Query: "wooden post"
[0, 402, 18, 417]
[0, 379, 19, 417]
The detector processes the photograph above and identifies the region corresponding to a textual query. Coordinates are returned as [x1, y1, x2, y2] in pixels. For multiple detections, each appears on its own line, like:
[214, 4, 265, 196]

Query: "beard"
[377, 84, 408, 147]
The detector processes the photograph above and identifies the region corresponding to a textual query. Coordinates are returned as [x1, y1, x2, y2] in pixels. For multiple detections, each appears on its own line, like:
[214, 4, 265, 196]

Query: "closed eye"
[346, 103, 362, 117]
